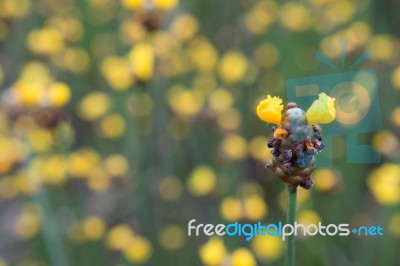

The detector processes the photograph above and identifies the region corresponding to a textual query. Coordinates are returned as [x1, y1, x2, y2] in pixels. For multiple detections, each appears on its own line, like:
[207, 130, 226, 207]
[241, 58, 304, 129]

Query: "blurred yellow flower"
[13, 169, 41, 195]
[218, 52, 248, 84]
[187, 165, 217, 196]
[391, 66, 400, 90]
[297, 210, 321, 235]
[47, 82, 71, 107]
[68, 222, 85, 244]
[372, 130, 398, 157]
[78, 92, 111, 121]
[128, 42, 155, 81]
[152, 32, 178, 58]
[100, 113, 126, 139]
[199, 237, 227, 266]
[106, 224, 134, 250]
[170, 13, 198, 41]
[167, 85, 204, 118]
[217, 108, 241, 131]
[27, 28, 64, 56]
[82, 215, 106, 241]
[280, 3, 311, 32]
[104, 154, 129, 177]
[253, 43, 280, 69]
[158, 176, 183, 201]
[123, 236, 152, 263]
[391, 106, 400, 127]
[158, 226, 186, 250]
[68, 148, 100, 178]
[306, 93, 336, 124]
[101, 56, 133, 90]
[231, 248, 256, 266]
[0, 177, 18, 200]
[13, 82, 46, 107]
[249, 136, 273, 162]
[55, 47, 90, 74]
[87, 167, 111, 192]
[220, 133, 248, 161]
[388, 213, 400, 237]
[154, 0, 178, 10]
[0, 0, 31, 19]
[313, 168, 338, 191]
[209, 89, 233, 113]
[0, 64, 3, 86]
[46, 16, 84, 42]
[187, 37, 219, 73]
[0, 256, 7, 266]
[256, 95, 283, 124]
[14, 204, 42, 240]
[243, 195, 268, 221]
[244, 1, 277, 35]
[369, 35, 395, 61]
[368, 164, 400, 205]
[121, 0, 144, 10]
[27, 129, 54, 153]
[0, 137, 25, 173]
[40, 155, 68, 184]
[220, 196, 243, 221]
[251, 234, 283, 262]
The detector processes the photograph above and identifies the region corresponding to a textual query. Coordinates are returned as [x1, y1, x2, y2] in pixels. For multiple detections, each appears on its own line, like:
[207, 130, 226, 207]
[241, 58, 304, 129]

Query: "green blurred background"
[0, 0, 399, 265]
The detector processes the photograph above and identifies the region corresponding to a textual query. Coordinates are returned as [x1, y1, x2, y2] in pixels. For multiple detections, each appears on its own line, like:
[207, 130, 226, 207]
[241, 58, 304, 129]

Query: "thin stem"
[285, 185, 297, 266]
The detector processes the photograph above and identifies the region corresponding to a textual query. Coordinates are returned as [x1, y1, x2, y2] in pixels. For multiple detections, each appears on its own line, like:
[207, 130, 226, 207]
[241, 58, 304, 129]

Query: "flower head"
[306, 93, 336, 124]
[256, 95, 283, 124]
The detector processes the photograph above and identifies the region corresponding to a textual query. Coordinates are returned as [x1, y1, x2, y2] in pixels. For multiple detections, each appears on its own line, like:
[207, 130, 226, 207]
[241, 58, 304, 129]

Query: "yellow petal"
[306, 93, 336, 124]
[256, 95, 283, 124]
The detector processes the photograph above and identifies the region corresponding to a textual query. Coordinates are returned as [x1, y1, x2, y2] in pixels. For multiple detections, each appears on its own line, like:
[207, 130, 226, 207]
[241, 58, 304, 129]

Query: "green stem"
[285, 185, 297, 266]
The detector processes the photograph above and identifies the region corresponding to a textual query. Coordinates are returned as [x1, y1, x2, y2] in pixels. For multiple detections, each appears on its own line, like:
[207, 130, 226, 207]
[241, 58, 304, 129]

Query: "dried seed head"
[286, 102, 297, 110]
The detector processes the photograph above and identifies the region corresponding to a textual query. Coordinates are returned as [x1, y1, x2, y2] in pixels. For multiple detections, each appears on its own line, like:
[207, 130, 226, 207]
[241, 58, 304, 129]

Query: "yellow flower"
[14, 204, 42, 240]
[0, 64, 3, 86]
[231, 248, 257, 266]
[171, 13, 198, 41]
[27, 28, 64, 56]
[82, 215, 106, 241]
[251, 234, 283, 262]
[220, 133, 248, 161]
[121, 0, 144, 10]
[220, 196, 242, 221]
[199, 237, 226, 266]
[100, 113, 126, 139]
[158, 176, 183, 201]
[218, 51, 248, 84]
[158, 226, 186, 250]
[368, 164, 400, 205]
[306, 93, 336, 124]
[47, 82, 71, 107]
[128, 42, 154, 82]
[101, 56, 133, 90]
[243, 195, 268, 221]
[313, 168, 338, 191]
[187, 165, 216, 196]
[78, 92, 111, 121]
[106, 224, 134, 250]
[123, 236, 152, 263]
[154, 0, 178, 11]
[256, 95, 283, 124]
[104, 154, 129, 177]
